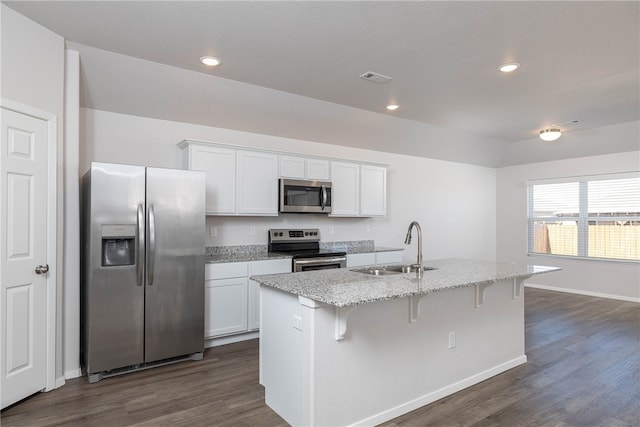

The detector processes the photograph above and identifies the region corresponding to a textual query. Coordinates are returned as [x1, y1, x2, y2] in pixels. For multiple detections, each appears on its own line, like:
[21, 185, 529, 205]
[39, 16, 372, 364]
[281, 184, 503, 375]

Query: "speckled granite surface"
[206, 245, 291, 263]
[251, 258, 561, 307]
[206, 242, 402, 263]
[320, 240, 403, 254]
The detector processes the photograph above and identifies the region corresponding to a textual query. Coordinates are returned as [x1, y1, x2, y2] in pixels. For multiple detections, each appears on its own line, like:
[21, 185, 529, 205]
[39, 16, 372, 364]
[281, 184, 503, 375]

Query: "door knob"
[35, 264, 49, 275]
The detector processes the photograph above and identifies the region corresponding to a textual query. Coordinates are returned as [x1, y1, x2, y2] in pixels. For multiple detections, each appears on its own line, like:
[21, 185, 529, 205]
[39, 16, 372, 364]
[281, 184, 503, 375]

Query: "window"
[527, 173, 640, 261]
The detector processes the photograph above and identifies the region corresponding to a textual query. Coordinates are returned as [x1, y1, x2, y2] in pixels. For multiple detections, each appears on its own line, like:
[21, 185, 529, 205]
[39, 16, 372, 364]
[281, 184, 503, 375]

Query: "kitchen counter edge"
[251, 258, 561, 307]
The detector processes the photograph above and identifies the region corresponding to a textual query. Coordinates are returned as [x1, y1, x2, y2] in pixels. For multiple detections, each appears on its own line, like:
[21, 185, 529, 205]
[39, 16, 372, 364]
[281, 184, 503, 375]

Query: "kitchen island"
[251, 259, 559, 427]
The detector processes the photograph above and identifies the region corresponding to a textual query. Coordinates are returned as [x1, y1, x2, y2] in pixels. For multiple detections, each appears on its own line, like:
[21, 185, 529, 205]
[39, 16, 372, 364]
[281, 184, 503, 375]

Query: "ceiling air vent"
[554, 119, 582, 127]
[359, 71, 392, 84]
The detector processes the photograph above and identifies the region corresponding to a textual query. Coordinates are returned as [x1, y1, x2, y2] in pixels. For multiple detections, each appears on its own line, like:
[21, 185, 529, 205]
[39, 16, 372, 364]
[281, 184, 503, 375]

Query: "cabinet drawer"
[205, 262, 249, 280]
[375, 251, 403, 265]
[346, 253, 376, 267]
[251, 258, 292, 275]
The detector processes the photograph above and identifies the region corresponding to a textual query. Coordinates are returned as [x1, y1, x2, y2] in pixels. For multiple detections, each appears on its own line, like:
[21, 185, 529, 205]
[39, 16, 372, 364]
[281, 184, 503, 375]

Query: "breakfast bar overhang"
[252, 259, 560, 426]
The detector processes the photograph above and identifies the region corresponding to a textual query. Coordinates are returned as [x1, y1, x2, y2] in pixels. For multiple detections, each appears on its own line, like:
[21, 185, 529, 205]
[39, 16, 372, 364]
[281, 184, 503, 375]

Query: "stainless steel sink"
[383, 264, 438, 273]
[351, 267, 401, 276]
[351, 264, 437, 276]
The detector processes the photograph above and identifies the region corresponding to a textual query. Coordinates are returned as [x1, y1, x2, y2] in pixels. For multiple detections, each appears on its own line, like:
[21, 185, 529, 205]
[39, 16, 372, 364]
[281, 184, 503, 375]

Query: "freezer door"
[83, 162, 145, 374]
[145, 167, 205, 362]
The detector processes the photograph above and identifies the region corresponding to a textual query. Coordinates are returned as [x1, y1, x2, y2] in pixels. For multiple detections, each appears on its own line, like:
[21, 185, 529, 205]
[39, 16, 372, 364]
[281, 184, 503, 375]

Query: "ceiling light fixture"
[386, 104, 399, 111]
[498, 62, 520, 73]
[539, 128, 562, 142]
[199, 56, 221, 67]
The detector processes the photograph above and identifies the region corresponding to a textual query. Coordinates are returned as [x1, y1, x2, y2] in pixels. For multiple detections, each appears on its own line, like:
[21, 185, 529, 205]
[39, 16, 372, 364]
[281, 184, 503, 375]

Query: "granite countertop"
[251, 258, 561, 307]
[207, 252, 291, 264]
[345, 246, 404, 254]
[205, 241, 403, 263]
[319, 240, 403, 254]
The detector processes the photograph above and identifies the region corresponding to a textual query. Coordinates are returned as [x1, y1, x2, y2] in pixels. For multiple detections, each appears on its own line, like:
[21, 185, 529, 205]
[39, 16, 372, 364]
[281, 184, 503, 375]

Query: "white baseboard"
[352, 355, 528, 427]
[54, 376, 66, 389]
[205, 331, 259, 348]
[65, 368, 83, 380]
[525, 283, 640, 303]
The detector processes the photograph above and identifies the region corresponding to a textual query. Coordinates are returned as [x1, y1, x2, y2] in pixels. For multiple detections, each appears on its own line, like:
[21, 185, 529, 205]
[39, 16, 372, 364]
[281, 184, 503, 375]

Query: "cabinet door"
[205, 278, 249, 337]
[360, 165, 387, 217]
[279, 155, 306, 179]
[237, 150, 278, 215]
[306, 159, 330, 181]
[375, 251, 403, 266]
[346, 253, 376, 267]
[189, 145, 236, 214]
[330, 162, 360, 216]
[248, 259, 292, 331]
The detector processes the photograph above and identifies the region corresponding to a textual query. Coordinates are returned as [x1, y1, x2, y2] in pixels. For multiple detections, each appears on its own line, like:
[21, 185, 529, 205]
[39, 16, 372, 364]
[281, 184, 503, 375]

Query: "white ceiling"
[5, 1, 640, 144]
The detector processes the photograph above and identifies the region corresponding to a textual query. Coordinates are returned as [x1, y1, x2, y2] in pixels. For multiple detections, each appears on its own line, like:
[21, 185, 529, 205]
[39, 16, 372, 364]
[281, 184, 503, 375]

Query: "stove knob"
[304, 232, 309, 236]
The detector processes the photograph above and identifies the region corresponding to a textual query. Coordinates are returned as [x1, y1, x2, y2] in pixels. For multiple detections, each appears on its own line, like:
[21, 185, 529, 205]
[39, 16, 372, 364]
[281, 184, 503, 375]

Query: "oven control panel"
[269, 228, 320, 242]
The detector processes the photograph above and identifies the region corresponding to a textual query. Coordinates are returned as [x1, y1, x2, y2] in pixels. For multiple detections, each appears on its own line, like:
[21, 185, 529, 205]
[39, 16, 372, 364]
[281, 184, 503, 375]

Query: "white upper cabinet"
[179, 141, 277, 216]
[330, 162, 387, 217]
[179, 140, 386, 217]
[306, 158, 331, 180]
[279, 155, 330, 181]
[330, 161, 360, 216]
[360, 164, 387, 217]
[181, 143, 236, 214]
[236, 150, 278, 216]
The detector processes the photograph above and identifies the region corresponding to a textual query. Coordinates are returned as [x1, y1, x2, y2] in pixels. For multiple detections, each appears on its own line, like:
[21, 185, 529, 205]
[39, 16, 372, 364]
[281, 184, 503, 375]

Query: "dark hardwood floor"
[2, 288, 639, 426]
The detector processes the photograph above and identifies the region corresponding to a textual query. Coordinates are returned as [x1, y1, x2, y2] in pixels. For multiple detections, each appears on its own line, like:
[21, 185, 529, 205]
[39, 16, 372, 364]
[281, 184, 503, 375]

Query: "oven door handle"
[294, 256, 347, 265]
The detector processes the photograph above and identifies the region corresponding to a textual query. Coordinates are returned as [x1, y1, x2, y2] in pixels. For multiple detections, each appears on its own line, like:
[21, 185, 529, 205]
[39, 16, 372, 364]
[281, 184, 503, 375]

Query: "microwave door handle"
[321, 185, 327, 210]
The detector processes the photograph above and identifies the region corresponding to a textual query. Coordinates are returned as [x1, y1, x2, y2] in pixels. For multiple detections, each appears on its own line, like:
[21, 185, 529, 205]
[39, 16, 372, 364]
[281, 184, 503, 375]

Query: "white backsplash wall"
[81, 108, 497, 262]
[206, 215, 381, 247]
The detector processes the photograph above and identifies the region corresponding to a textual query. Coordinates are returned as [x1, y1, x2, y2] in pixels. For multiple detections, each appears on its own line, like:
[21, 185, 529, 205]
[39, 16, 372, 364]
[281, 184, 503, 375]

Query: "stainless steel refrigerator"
[81, 162, 205, 383]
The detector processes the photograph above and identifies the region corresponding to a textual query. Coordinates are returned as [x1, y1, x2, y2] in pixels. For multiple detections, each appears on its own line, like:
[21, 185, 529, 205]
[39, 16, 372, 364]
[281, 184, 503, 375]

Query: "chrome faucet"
[404, 221, 423, 277]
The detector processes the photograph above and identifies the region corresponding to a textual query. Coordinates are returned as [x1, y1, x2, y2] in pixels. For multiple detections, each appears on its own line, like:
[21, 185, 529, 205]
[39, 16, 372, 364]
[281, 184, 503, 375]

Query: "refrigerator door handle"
[148, 204, 156, 286]
[137, 204, 145, 286]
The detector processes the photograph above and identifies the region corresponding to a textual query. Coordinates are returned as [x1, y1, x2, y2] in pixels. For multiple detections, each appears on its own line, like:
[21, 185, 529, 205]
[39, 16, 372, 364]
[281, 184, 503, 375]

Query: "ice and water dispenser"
[101, 224, 136, 267]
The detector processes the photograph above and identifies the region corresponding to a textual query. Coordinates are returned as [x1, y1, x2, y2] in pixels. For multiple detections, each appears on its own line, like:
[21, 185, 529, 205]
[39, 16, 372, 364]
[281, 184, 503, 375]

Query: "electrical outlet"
[210, 226, 217, 238]
[365, 224, 371, 233]
[328, 226, 334, 235]
[448, 331, 456, 349]
[293, 315, 303, 330]
[249, 226, 256, 236]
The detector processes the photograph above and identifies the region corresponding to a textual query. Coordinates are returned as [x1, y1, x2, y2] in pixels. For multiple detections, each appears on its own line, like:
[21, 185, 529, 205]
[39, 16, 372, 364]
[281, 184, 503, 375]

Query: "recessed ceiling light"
[539, 128, 562, 142]
[386, 104, 399, 111]
[200, 56, 222, 67]
[498, 62, 520, 73]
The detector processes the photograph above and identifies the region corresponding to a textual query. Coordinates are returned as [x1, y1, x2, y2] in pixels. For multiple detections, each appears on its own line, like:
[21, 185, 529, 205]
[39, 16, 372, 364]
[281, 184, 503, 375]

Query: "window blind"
[527, 173, 640, 261]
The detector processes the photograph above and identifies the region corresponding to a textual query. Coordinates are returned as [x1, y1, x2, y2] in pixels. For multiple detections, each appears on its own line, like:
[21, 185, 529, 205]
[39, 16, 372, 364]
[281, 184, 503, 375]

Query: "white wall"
[72, 107, 497, 377]
[497, 150, 640, 301]
[500, 121, 640, 167]
[1, 4, 66, 382]
[81, 108, 497, 262]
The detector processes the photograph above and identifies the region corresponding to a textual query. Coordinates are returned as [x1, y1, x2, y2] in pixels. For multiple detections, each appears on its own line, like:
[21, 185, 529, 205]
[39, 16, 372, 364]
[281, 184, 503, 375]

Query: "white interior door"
[1, 107, 49, 409]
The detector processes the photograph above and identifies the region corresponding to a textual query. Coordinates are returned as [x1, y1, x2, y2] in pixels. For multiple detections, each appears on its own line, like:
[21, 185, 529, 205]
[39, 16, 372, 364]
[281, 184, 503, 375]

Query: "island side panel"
[308, 279, 526, 426]
[260, 286, 304, 426]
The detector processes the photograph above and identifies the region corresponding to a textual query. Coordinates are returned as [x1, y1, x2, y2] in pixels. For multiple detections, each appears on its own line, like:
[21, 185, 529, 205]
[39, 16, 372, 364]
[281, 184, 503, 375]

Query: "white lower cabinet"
[346, 253, 375, 267]
[205, 258, 291, 339]
[205, 277, 249, 337]
[346, 250, 403, 267]
[375, 250, 403, 265]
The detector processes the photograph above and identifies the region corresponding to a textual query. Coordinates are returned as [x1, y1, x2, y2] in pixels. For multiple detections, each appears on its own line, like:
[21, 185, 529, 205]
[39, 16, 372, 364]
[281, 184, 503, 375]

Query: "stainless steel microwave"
[279, 179, 332, 214]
